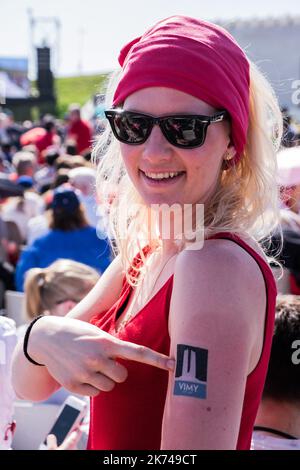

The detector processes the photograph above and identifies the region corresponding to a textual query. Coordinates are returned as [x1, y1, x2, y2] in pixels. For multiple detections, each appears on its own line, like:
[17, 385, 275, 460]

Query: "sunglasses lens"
[107, 111, 212, 148]
[112, 113, 150, 144]
[164, 117, 207, 147]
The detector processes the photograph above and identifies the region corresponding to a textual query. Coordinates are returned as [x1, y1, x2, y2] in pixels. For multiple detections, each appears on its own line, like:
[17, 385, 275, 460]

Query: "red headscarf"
[113, 15, 250, 165]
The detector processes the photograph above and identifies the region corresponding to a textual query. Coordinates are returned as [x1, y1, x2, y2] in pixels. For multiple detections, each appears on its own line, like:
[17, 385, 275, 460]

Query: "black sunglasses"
[105, 108, 228, 149]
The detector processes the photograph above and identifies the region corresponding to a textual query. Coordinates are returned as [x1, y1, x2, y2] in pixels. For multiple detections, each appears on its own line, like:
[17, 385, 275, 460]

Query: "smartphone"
[39, 395, 87, 450]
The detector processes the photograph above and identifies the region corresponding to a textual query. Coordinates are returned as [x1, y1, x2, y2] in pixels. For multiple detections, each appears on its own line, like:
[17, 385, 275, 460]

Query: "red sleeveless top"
[88, 232, 277, 450]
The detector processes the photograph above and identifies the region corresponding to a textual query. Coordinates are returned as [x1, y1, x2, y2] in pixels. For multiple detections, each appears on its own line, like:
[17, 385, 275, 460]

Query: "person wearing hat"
[12, 16, 282, 449]
[15, 185, 111, 291]
[16, 175, 34, 189]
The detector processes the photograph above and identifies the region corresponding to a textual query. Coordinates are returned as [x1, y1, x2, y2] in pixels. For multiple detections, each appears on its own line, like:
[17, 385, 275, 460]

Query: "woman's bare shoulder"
[172, 235, 266, 322]
[177, 233, 268, 276]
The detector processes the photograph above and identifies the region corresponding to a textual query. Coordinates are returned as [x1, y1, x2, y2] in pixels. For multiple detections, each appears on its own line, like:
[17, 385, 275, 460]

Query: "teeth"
[144, 171, 182, 180]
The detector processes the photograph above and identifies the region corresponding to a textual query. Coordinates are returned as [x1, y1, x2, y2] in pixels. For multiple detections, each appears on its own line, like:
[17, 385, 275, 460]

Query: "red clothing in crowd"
[20, 128, 55, 164]
[35, 133, 55, 164]
[67, 119, 92, 155]
[88, 232, 277, 450]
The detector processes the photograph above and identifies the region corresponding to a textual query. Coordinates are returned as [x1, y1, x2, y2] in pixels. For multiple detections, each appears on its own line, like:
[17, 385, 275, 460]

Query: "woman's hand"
[28, 316, 174, 397]
[46, 427, 82, 450]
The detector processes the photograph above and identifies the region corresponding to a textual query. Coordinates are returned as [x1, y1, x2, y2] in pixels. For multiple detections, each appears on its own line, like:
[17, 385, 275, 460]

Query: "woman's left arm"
[161, 241, 264, 449]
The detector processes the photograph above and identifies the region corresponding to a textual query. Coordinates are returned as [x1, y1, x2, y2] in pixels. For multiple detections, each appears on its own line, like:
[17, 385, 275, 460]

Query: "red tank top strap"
[207, 231, 277, 313]
[127, 245, 153, 280]
[208, 232, 275, 283]
[114, 245, 153, 318]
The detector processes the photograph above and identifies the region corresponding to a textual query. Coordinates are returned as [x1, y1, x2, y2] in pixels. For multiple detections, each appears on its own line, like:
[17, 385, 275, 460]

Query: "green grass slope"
[55, 73, 109, 117]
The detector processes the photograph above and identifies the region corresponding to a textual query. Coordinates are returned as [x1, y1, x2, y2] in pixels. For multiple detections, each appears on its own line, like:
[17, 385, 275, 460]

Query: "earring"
[222, 151, 234, 170]
[224, 151, 233, 161]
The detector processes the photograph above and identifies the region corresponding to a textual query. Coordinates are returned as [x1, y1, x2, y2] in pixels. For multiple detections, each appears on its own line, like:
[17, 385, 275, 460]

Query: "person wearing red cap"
[12, 16, 282, 450]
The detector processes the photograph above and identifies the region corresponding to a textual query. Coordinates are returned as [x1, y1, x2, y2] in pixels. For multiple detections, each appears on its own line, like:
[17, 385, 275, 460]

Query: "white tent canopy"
[0, 71, 28, 99]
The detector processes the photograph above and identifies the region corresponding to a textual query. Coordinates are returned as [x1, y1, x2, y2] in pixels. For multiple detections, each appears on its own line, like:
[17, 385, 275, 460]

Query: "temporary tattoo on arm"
[173, 344, 208, 399]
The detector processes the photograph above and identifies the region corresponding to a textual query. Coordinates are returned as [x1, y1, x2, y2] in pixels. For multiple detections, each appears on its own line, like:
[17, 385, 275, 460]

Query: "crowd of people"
[0, 103, 112, 300]
[0, 13, 300, 452]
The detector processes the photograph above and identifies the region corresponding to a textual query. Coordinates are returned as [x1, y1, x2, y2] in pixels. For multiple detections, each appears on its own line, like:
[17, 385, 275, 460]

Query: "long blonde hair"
[93, 61, 283, 285]
[24, 259, 99, 319]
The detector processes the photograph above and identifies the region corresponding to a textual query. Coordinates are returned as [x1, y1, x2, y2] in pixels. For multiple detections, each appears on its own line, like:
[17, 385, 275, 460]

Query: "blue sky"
[1, 0, 300, 77]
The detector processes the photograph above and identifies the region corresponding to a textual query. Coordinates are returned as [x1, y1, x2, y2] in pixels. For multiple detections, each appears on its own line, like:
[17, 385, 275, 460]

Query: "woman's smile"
[139, 169, 186, 188]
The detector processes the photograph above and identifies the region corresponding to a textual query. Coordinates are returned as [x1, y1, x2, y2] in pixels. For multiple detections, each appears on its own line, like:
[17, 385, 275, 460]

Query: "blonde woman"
[24, 259, 100, 320]
[12, 16, 282, 450]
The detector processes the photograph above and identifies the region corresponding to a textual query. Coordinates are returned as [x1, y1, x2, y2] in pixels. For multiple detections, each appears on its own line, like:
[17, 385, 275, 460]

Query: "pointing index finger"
[111, 339, 175, 371]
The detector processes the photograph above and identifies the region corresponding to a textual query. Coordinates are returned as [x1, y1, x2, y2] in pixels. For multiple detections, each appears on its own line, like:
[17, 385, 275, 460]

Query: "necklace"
[253, 425, 298, 440]
[115, 250, 177, 331]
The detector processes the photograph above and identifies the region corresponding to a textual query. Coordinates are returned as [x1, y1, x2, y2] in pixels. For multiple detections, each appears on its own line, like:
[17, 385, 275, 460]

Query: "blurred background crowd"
[0, 101, 112, 301]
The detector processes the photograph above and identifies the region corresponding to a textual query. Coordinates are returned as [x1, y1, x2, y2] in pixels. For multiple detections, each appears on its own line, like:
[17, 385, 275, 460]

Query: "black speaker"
[37, 47, 54, 98]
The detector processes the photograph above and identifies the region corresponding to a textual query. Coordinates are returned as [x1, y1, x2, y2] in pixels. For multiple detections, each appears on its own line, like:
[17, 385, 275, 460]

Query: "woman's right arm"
[12, 326, 62, 401]
[11, 254, 125, 400]
[12, 255, 174, 401]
